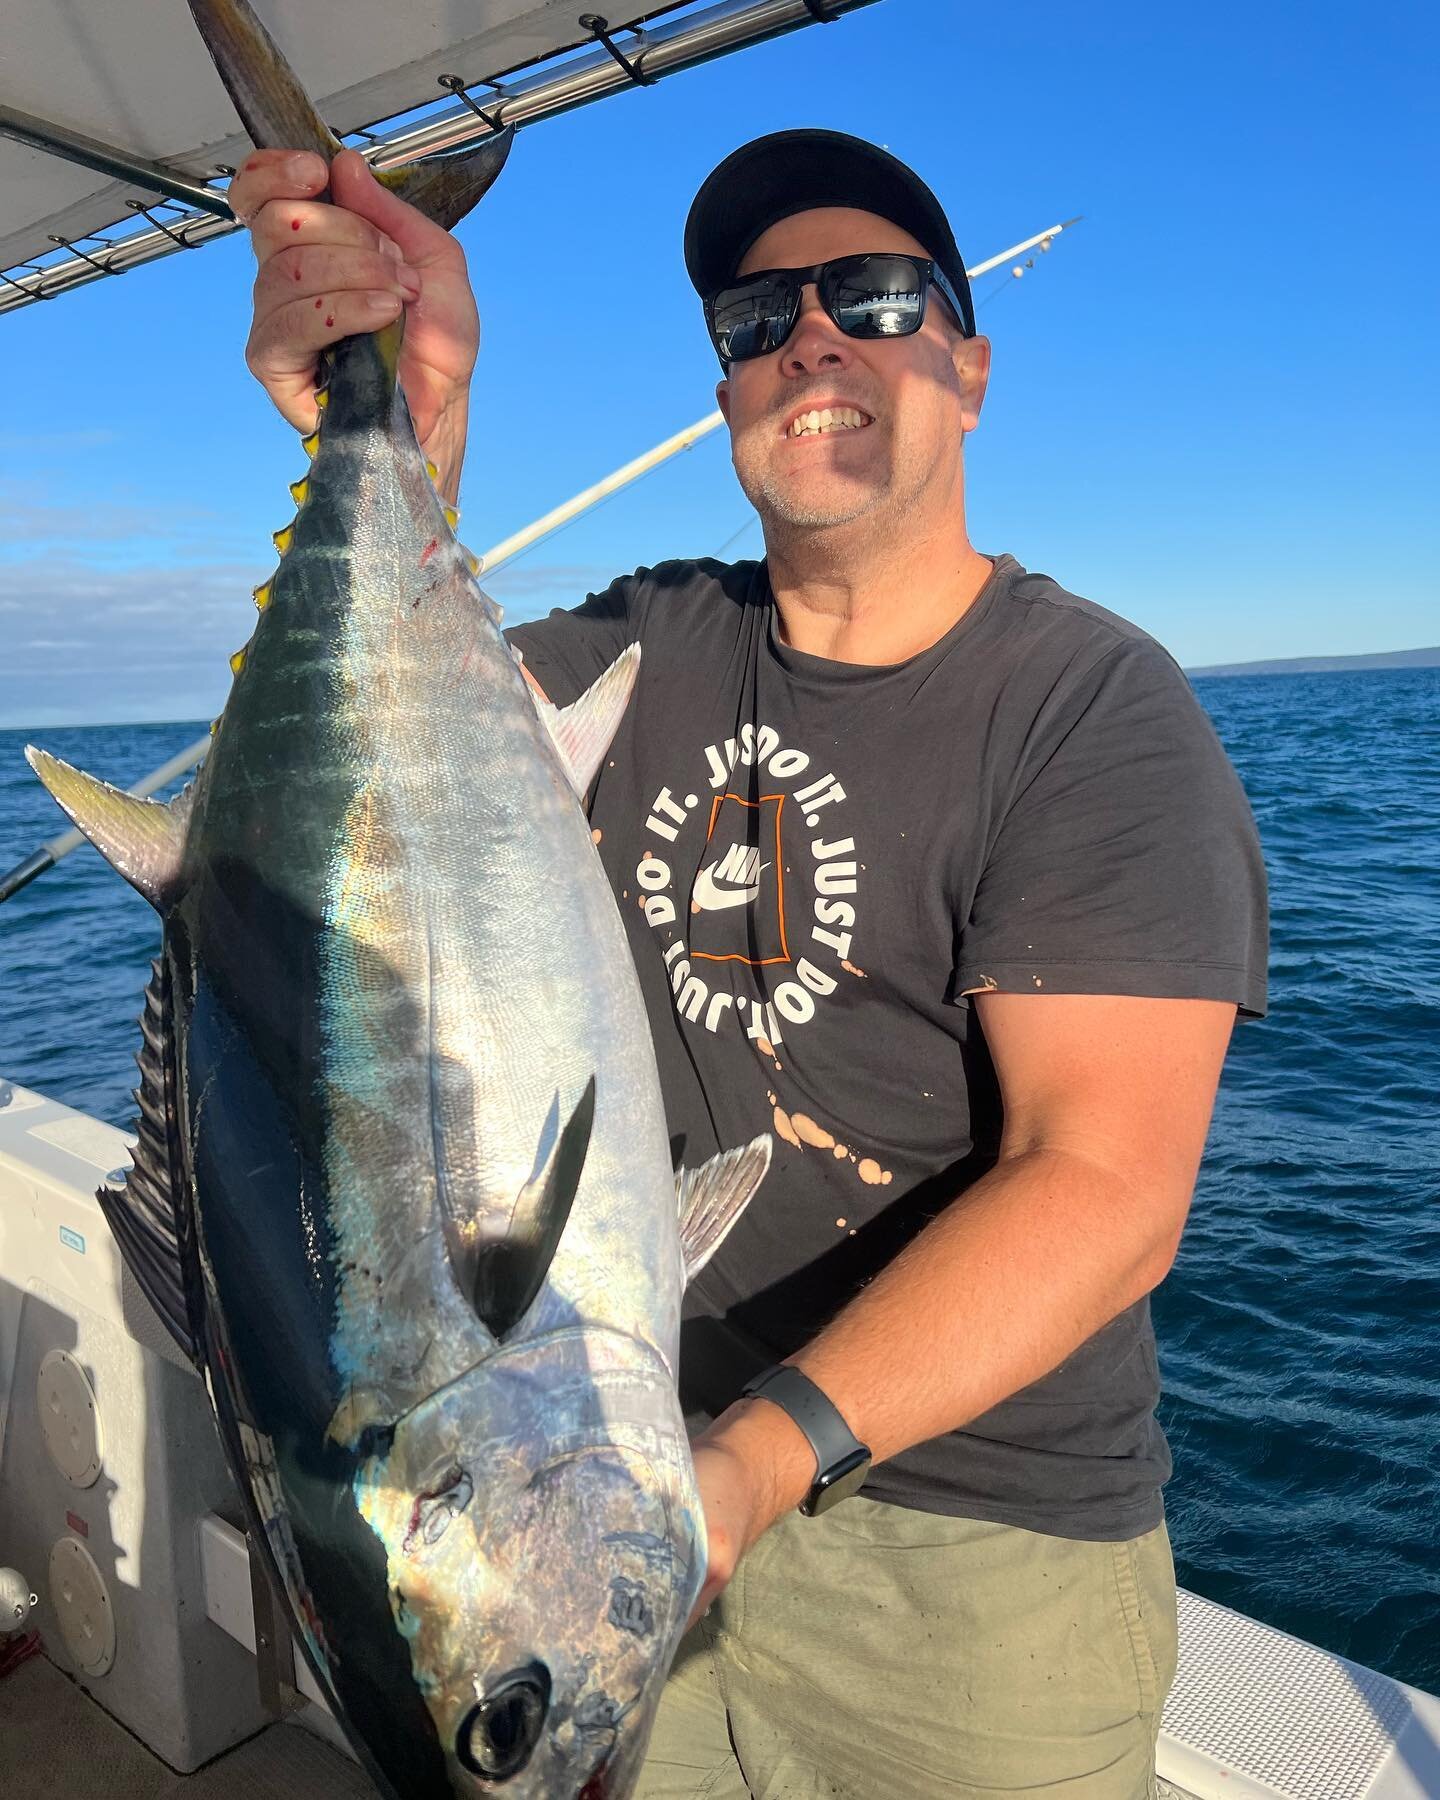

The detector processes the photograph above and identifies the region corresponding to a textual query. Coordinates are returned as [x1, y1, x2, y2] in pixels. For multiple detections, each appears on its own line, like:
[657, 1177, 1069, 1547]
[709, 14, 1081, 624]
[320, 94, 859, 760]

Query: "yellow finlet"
[253, 581, 273, 612]
[288, 478, 309, 506]
[301, 429, 321, 458]
[314, 387, 329, 411]
[273, 524, 294, 554]
[210, 718, 220, 737]
[466, 551, 482, 574]
[425, 459, 439, 482]
[443, 505, 460, 530]
[229, 647, 248, 677]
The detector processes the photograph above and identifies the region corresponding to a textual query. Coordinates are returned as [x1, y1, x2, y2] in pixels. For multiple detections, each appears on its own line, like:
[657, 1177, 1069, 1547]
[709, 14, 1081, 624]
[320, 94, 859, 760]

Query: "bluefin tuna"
[26, 3, 769, 1794]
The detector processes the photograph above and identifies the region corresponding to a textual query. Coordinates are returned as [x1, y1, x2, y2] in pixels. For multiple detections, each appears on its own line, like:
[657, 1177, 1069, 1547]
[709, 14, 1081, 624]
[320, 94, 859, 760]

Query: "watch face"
[806, 1447, 872, 1516]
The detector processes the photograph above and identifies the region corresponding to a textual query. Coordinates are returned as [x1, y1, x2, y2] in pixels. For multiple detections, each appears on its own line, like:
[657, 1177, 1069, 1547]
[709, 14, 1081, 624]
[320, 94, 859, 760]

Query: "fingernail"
[398, 268, 422, 298]
[365, 291, 401, 317]
[285, 153, 322, 185]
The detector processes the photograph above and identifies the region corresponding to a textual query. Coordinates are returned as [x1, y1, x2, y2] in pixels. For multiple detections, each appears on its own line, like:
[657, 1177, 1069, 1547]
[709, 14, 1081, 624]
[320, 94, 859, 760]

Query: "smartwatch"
[740, 1364, 872, 1516]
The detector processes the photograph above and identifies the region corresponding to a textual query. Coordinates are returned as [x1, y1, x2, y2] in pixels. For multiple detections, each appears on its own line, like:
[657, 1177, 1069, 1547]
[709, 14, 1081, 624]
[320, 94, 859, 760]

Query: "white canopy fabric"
[0, 1, 695, 274]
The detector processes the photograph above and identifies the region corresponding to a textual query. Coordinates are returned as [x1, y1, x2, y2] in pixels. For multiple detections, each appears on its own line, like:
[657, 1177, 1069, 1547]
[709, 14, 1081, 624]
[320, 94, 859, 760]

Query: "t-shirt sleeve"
[503, 571, 644, 708]
[955, 639, 1269, 1017]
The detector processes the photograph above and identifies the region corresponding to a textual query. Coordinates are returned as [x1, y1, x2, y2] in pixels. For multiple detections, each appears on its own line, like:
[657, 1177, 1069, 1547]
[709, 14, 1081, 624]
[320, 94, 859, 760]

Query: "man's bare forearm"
[707, 1144, 1188, 1525]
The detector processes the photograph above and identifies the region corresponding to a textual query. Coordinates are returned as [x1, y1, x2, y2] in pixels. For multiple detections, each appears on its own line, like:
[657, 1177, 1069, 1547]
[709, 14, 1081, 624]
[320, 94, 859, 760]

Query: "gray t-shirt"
[507, 553, 1267, 1541]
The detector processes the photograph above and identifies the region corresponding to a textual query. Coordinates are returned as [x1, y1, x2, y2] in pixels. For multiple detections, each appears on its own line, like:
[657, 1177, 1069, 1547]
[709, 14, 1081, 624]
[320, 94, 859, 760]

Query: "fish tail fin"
[374, 131, 516, 232]
[186, 0, 340, 159]
[25, 747, 191, 911]
[189, 0, 515, 229]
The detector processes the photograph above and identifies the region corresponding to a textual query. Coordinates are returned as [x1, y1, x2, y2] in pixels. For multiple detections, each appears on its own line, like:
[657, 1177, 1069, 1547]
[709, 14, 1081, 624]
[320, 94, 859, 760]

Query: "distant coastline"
[1188, 647, 1440, 679]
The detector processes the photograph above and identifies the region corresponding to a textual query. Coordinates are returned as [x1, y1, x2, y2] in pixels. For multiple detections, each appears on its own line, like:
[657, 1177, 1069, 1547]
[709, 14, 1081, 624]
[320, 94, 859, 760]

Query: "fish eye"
[457, 1662, 551, 1781]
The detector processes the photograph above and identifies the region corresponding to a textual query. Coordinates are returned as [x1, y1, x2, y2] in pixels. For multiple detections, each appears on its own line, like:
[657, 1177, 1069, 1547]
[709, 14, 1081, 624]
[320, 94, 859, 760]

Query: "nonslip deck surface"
[0, 1656, 375, 1799]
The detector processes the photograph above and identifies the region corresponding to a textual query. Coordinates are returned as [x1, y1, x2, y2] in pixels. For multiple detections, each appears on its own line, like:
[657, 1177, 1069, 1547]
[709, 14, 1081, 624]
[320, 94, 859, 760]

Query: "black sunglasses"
[705, 252, 973, 367]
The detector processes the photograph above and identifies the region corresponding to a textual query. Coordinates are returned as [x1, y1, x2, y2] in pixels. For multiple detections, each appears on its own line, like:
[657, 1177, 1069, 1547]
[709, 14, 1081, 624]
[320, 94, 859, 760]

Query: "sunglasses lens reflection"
[711, 275, 798, 363]
[826, 257, 925, 339]
[709, 256, 931, 362]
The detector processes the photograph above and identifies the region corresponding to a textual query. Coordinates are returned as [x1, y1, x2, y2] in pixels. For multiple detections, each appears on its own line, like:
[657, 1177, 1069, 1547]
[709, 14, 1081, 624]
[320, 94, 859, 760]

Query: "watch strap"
[740, 1364, 871, 1514]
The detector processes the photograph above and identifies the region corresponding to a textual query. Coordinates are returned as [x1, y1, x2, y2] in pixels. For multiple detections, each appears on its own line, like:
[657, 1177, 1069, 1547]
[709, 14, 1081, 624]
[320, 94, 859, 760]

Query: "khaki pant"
[635, 1498, 1178, 1799]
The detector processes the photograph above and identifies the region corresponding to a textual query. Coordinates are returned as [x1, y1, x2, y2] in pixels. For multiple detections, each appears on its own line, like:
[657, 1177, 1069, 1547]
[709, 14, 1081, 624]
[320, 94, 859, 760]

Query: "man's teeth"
[788, 406, 869, 438]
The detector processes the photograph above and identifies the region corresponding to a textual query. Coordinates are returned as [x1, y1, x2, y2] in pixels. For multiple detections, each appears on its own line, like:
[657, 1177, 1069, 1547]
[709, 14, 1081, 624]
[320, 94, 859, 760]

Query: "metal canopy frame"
[0, 0, 876, 317]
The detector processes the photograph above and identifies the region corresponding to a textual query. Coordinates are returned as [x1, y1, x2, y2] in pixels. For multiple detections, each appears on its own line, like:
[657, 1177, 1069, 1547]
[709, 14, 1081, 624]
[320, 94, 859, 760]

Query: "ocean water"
[1, 669, 1436, 1693]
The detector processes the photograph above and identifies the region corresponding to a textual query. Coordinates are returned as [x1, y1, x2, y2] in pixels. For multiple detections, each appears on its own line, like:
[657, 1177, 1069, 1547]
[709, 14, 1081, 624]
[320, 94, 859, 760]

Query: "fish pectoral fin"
[25, 747, 191, 911]
[463, 1077, 597, 1340]
[377, 129, 516, 232]
[531, 644, 641, 799]
[676, 1135, 773, 1285]
[97, 959, 204, 1367]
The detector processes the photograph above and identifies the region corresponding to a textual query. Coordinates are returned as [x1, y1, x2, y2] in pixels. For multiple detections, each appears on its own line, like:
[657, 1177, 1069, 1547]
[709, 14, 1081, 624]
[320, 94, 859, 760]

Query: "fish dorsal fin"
[377, 130, 516, 231]
[531, 644, 641, 800]
[25, 748, 191, 911]
[456, 1079, 596, 1340]
[675, 1135, 772, 1285]
[97, 959, 203, 1367]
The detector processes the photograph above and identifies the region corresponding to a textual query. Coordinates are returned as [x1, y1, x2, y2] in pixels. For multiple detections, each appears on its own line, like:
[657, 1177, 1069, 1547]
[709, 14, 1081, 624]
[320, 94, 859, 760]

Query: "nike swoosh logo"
[692, 859, 769, 911]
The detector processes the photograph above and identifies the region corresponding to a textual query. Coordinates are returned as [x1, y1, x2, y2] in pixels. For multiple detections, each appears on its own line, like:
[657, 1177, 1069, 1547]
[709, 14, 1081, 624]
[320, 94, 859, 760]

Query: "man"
[230, 129, 1266, 1797]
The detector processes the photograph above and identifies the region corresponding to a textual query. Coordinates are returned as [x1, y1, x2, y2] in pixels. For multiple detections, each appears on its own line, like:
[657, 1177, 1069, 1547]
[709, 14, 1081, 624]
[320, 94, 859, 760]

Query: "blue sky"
[1, 0, 1435, 727]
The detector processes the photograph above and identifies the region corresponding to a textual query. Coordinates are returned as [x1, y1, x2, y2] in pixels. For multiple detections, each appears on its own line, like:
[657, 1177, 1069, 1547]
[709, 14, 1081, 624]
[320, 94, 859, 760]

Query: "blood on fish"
[419, 538, 438, 566]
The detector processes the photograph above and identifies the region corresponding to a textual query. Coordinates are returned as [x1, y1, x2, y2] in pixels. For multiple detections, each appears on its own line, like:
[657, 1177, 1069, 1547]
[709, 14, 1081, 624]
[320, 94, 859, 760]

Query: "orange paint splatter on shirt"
[791, 1114, 835, 1151]
[841, 959, 867, 978]
[591, 828, 602, 844]
[772, 1106, 801, 1151]
[857, 1158, 891, 1187]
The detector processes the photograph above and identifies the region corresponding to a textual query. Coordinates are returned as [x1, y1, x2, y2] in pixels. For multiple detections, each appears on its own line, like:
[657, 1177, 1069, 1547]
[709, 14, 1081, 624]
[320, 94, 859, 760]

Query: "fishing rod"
[0, 218, 1081, 905]
[0, 420, 719, 906]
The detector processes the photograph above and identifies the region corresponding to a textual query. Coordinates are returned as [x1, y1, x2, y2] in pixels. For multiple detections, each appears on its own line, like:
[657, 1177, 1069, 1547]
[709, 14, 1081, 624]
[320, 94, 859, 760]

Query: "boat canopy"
[0, 0, 873, 314]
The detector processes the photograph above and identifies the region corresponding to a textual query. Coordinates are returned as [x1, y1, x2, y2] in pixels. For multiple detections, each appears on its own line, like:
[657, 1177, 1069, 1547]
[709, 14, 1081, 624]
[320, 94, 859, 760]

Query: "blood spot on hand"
[314, 297, 323, 308]
[290, 218, 302, 231]
[325, 315, 335, 327]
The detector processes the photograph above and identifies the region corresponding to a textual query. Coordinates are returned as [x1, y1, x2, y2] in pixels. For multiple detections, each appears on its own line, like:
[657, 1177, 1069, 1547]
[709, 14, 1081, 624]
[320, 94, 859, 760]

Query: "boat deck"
[3, 1654, 371, 1800]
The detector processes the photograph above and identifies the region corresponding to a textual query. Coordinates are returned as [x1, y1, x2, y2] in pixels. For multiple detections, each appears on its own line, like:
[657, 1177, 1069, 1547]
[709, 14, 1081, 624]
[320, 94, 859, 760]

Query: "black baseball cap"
[684, 129, 975, 337]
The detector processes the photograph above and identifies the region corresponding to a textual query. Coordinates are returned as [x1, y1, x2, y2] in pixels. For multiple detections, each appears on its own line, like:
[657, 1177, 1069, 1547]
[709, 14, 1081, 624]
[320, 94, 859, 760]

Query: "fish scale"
[23, 5, 771, 1796]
